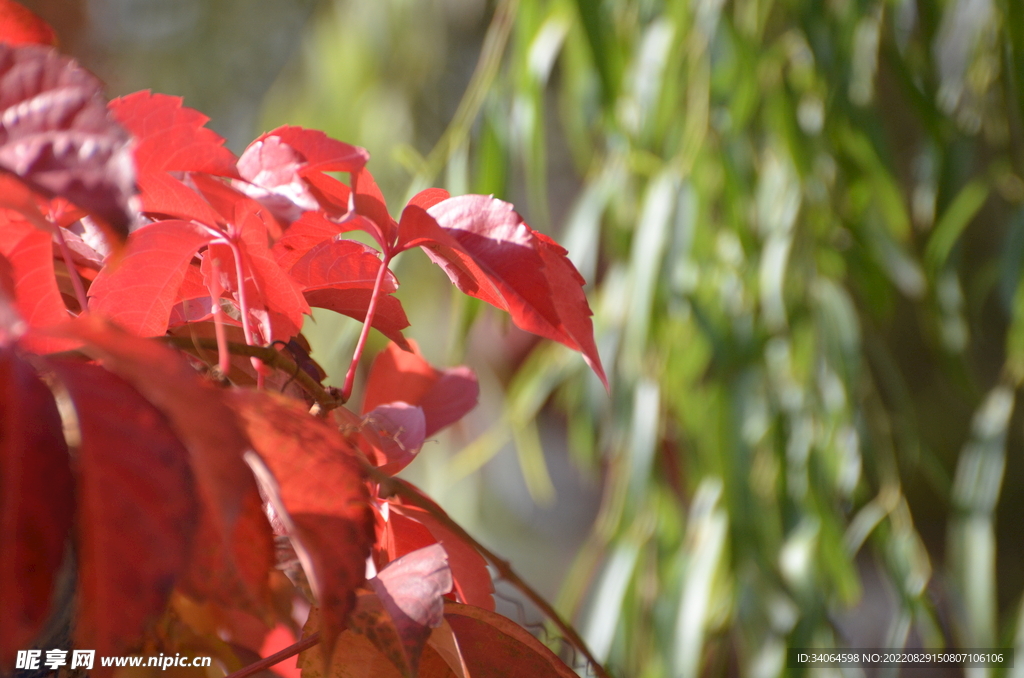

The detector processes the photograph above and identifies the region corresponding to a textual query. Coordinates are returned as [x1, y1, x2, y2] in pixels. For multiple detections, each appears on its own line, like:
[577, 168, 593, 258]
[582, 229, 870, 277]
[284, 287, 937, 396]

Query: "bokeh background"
[27, 0, 1024, 676]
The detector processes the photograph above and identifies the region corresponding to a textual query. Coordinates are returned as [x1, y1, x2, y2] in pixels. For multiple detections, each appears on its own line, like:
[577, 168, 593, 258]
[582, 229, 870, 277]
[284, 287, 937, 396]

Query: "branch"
[223, 632, 321, 678]
[367, 466, 613, 678]
[161, 336, 345, 411]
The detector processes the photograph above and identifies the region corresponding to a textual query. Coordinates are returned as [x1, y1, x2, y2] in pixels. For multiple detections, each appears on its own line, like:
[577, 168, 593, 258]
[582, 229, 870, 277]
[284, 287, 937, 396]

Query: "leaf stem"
[53, 223, 90, 313]
[369, 469, 614, 678]
[160, 336, 344, 411]
[207, 256, 231, 375]
[222, 632, 321, 678]
[342, 251, 392, 402]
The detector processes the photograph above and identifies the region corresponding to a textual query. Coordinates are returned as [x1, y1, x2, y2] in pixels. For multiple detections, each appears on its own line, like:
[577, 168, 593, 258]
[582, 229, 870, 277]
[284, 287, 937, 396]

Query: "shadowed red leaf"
[0, 45, 136, 238]
[351, 543, 451, 677]
[57, 315, 273, 603]
[304, 289, 411, 350]
[0, 350, 73, 666]
[226, 389, 373, 662]
[360, 402, 426, 474]
[47, 360, 198, 656]
[444, 602, 576, 678]
[395, 195, 606, 387]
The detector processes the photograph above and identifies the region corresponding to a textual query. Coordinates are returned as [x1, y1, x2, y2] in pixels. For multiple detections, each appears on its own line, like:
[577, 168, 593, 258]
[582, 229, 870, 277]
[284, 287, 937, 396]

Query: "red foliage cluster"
[0, 4, 604, 678]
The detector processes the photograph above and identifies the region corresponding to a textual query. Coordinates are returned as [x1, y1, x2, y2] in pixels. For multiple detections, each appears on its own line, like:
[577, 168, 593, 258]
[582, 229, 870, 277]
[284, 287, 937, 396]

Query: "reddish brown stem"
[222, 632, 320, 678]
[208, 256, 230, 376]
[342, 250, 392, 401]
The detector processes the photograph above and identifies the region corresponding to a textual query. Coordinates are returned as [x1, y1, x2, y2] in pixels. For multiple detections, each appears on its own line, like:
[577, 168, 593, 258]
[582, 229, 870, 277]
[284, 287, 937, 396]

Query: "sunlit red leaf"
[0, 350, 73, 666]
[109, 91, 239, 177]
[395, 195, 606, 387]
[290, 238, 398, 295]
[0, 45, 136, 239]
[303, 289, 411, 350]
[48, 360, 198, 656]
[226, 389, 373, 661]
[0, 212, 73, 352]
[88, 220, 211, 336]
[444, 602, 576, 678]
[57, 316, 274, 604]
[134, 171, 225, 226]
[363, 340, 478, 438]
[0, 0, 56, 46]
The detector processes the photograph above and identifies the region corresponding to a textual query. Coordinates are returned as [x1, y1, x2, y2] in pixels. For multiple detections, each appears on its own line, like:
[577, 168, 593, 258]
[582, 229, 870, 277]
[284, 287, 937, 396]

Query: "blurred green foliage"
[265, 0, 1024, 676]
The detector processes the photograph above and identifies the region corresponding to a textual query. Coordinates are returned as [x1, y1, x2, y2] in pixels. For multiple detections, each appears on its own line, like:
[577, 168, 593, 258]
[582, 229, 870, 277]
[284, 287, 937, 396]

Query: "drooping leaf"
[57, 315, 274, 603]
[0, 45, 135, 238]
[363, 340, 478, 437]
[349, 544, 451, 678]
[47, 360, 198, 656]
[0, 350, 73, 666]
[444, 602, 577, 678]
[108, 91, 239, 177]
[88, 220, 211, 336]
[226, 389, 373, 661]
[395, 195, 606, 386]
[0, 0, 56, 47]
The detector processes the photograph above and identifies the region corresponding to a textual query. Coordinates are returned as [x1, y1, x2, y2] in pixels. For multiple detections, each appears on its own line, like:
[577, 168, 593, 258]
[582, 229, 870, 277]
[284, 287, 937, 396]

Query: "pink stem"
[222, 237, 266, 387]
[208, 256, 231, 376]
[53, 224, 89, 313]
[342, 250, 392, 401]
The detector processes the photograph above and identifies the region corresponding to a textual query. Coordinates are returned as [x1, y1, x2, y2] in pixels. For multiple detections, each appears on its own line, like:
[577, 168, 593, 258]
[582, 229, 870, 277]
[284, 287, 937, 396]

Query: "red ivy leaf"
[396, 195, 607, 387]
[444, 602, 577, 678]
[226, 389, 373, 662]
[360, 402, 426, 474]
[108, 91, 238, 177]
[57, 316, 274, 604]
[88, 220, 211, 336]
[363, 340, 478, 438]
[47, 360, 198, 657]
[0, 45, 136, 239]
[360, 543, 452, 678]
[0, 211, 74, 353]
[0, 350, 73, 666]
[0, 0, 56, 47]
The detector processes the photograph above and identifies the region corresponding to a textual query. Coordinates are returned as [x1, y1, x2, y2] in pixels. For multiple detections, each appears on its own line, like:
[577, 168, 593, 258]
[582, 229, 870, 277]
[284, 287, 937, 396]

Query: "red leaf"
[444, 602, 577, 678]
[135, 171, 225, 226]
[47, 360, 198, 656]
[226, 389, 373, 662]
[0, 350, 73, 666]
[109, 91, 239, 177]
[361, 402, 426, 474]
[0, 45, 136, 238]
[256, 126, 368, 175]
[363, 340, 478, 437]
[303, 288, 411, 350]
[361, 544, 452, 677]
[289, 238, 398, 294]
[0, 0, 56, 46]
[396, 195, 607, 387]
[88, 220, 211, 336]
[390, 502, 494, 612]
[57, 316, 274, 603]
[352, 169, 396, 249]
[0, 211, 73, 352]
